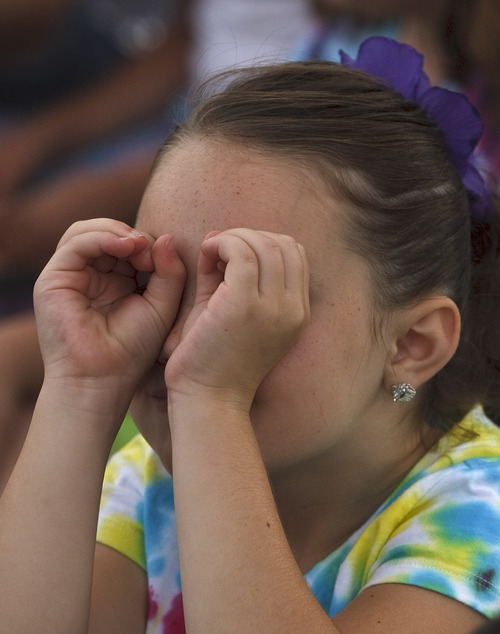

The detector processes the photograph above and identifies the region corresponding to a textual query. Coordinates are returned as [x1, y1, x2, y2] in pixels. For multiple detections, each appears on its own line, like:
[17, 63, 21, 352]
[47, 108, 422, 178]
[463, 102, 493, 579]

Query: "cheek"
[251, 330, 336, 430]
[251, 306, 379, 427]
[249, 342, 343, 470]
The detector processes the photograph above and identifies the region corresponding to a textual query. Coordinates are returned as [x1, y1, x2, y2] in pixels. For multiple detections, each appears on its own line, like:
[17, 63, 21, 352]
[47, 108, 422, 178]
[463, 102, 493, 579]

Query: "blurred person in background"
[293, 0, 500, 184]
[0, 0, 190, 315]
[0, 0, 189, 486]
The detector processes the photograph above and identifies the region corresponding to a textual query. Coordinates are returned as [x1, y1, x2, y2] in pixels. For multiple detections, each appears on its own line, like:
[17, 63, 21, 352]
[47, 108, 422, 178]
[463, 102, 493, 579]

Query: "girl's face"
[131, 139, 395, 475]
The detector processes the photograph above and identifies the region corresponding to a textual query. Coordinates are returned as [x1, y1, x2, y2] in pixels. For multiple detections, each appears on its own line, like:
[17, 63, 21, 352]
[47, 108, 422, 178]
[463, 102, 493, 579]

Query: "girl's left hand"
[165, 228, 310, 410]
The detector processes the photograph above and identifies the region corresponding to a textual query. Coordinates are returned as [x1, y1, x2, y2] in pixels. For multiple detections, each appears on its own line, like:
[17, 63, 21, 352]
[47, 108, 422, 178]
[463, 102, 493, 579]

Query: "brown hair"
[159, 61, 500, 430]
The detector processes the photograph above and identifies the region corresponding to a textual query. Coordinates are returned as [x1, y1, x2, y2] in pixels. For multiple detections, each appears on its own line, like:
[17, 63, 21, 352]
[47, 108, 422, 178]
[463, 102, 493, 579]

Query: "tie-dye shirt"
[97, 408, 500, 631]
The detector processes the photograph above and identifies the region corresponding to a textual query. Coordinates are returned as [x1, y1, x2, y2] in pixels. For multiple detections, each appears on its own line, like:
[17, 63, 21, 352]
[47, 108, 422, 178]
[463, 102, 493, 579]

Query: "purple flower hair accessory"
[340, 36, 493, 220]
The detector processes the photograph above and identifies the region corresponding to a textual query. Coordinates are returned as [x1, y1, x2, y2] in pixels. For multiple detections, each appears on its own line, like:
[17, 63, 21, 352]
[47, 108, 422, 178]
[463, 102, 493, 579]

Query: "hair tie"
[339, 36, 494, 221]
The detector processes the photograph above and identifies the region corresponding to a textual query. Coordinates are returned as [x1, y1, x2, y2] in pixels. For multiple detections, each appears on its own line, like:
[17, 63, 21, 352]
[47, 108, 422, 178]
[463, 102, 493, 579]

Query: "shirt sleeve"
[366, 458, 500, 618]
[96, 435, 148, 570]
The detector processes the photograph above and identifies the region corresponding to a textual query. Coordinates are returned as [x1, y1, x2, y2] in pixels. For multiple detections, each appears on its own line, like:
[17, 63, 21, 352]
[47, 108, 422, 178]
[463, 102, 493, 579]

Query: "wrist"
[167, 385, 256, 445]
[40, 376, 134, 434]
[167, 389, 257, 472]
[25, 385, 127, 473]
[168, 382, 255, 422]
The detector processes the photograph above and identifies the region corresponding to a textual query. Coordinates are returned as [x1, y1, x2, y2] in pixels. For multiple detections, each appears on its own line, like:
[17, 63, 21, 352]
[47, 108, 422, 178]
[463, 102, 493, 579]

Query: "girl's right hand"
[34, 218, 186, 399]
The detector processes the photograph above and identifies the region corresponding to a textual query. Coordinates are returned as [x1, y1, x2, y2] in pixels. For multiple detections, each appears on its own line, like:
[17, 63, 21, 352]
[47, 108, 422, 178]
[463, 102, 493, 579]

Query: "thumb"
[142, 234, 186, 333]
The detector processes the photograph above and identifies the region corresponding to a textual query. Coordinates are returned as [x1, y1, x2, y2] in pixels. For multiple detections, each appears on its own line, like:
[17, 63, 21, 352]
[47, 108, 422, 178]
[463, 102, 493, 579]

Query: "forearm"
[0, 0, 68, 56]
[46, 154, 155, 225]
[0, 215, 186, 629]
[0, 155, 154, 275]
[0, 0, 67, 24]
[26, 22, 190, 163]
[0, 312, 43, 493]
[169, 396, 338, 633]
[0, 381, 127, 631]
[0, 312, 43, 398]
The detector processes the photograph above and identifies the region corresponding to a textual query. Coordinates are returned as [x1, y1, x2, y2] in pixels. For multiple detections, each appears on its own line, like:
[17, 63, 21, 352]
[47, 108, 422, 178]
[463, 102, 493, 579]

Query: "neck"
[268, 410, 442, 574]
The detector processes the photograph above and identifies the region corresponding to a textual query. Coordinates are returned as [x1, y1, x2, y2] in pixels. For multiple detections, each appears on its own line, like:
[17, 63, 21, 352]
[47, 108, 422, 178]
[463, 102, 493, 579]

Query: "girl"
[1, 37, 499, 632]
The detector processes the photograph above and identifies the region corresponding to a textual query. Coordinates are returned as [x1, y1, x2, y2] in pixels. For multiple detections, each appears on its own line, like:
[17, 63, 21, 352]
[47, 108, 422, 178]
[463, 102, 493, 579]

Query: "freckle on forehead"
[145, 141, 337, 246]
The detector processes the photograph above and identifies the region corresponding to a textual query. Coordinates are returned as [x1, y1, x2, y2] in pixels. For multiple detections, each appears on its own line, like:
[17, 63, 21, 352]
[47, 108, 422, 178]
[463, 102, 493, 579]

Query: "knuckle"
[239, 248, 258, 266]
[265, 242, 283, 264]
[286, 298, 310, 327]
[280, 234, 298, 248]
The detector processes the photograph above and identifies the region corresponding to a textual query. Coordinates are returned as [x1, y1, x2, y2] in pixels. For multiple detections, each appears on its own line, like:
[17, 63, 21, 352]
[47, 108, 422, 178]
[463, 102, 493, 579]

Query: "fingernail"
[164, 234, 176, 253]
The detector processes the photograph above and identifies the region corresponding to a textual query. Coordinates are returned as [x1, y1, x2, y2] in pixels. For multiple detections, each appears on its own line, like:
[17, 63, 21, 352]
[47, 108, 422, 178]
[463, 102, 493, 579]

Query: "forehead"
[137, 138, 373, 300]
[138, 139, 331, 241]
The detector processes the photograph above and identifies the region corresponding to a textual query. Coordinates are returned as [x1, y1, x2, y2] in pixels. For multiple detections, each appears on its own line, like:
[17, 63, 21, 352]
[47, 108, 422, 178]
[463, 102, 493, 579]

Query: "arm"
[0, 219, 186, 630]
[165, 229, 335, 631]
[0, 312, 43, 495]
[0, 18, 190, 194]
[0, 154, 155, 276]
[89, 544, 149, 633]
[163, 229, 487, 633]
[30, 21, 191, 157]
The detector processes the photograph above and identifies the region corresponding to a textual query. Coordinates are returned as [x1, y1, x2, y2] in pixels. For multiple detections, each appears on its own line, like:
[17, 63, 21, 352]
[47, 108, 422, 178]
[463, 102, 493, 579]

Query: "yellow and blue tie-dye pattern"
[98, 437, 183, 632]
[306, 410, 500, 618]
[97, 408, 500, 631]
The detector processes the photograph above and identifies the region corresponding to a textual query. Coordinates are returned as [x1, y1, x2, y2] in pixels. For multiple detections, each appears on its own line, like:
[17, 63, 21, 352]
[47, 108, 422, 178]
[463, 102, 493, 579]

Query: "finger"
[92, 253, 120, 274]
[46, 230, 145, 276]
[223, 229, 309, 300]
[280, 239, 311, 329]
[201, 229, 310, 336]
[142, 234, 186, 330]
[257, 232, 310, 325]
[275, 235, 308, 293]
[203, 229, 287, 298]
[297, 242, 311, 318]
[199, 232, 260, 302]
[57, 219, 133, 248]
[92, 254, 137, 280]
[56, 219, 155, 269]
[193, 232, 226, 303]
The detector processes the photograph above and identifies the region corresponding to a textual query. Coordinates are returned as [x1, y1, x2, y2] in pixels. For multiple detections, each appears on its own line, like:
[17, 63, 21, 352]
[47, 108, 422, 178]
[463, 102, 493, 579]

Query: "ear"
[384, 297, 461, 392]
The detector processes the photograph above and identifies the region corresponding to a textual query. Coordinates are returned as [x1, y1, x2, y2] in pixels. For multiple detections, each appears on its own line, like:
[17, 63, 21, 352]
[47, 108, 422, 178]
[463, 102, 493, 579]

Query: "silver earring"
[392, 383, 416, 403]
